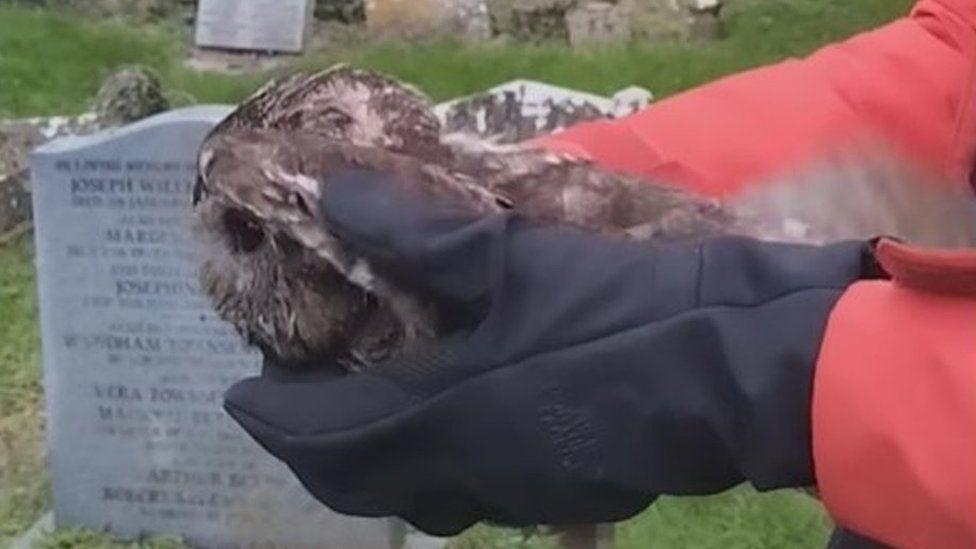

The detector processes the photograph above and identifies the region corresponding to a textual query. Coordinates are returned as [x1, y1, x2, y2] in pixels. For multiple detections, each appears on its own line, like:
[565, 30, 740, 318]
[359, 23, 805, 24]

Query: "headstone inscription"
[195, 0, 315, 53]
[30, 106, 401, 548]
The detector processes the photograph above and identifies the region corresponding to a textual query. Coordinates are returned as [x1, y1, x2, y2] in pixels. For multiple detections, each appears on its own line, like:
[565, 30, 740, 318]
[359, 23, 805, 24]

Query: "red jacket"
[534, 1, 976, 547]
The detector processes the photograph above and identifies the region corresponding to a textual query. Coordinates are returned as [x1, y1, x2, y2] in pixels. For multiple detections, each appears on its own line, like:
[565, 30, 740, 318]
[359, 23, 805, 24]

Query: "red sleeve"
[812, 240, 976, 549]
[532, 0, 976, 198]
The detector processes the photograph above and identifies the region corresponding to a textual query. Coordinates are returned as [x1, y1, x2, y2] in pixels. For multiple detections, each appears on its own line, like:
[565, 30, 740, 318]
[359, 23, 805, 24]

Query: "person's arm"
[533, 0, 976, 197]
[813, 240, 976, 549]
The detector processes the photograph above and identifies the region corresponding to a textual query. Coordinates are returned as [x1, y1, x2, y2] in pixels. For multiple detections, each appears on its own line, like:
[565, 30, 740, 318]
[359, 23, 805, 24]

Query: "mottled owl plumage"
[193, 65, 976, 373]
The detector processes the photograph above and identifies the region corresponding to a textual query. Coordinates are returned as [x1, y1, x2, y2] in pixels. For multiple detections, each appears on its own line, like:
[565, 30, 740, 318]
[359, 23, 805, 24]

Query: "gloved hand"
[223, 170, 884, 536]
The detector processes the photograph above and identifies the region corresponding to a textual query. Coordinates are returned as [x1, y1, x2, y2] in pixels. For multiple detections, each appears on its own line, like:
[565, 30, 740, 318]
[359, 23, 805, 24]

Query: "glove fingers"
[402, 493, 485, 537]
[224, 375, 425, 514]
[224, 374, 418, 436]
[320, 170, 499, 321]
[223, 372, 485, 525]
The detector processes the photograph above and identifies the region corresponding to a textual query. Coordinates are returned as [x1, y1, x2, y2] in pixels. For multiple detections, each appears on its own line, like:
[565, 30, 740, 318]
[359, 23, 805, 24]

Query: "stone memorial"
[436, 79, 652, 143]
[195, 0, 315, 53]
[31, 106, 407, 548]
[366, 0, 491, 40]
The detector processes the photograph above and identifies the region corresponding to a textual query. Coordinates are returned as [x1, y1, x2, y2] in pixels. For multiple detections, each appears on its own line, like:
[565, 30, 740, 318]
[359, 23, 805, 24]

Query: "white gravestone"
[436, 79, 653, 143]
[31, 106, 402, 548]
[195, 0, 314, 53]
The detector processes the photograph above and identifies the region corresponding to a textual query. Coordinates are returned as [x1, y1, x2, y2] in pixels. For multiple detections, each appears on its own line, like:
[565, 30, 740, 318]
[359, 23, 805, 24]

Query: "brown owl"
[193, 64, 976, 376]
[193, 65, 976, 549]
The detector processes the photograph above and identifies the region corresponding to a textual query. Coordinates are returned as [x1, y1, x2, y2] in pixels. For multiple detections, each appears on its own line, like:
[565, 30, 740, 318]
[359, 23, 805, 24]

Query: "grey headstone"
[30, 106, 407, 548]
[195, 0, 314, 53]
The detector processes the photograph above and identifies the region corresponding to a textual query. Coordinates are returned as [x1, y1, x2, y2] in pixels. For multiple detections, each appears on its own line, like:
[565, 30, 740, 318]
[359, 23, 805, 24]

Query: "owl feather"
[194, 65, 976, 373]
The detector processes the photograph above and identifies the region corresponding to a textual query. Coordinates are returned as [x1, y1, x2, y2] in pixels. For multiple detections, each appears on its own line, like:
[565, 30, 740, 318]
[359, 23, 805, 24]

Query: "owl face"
[194, 193, 387, 368]
[192, 66, 450, 368]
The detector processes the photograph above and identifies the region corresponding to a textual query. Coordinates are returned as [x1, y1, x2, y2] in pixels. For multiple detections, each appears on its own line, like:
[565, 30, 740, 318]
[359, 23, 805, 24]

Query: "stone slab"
[195, 0, 314, 53]
[30, 106, 402, 548]
[366, 0, 491, 39]
[435, 79, 652, 143]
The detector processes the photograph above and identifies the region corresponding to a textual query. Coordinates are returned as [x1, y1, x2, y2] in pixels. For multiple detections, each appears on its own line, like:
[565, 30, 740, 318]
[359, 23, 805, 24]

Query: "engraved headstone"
[30, 106, 404, 548]
[195, 0, 314, 53]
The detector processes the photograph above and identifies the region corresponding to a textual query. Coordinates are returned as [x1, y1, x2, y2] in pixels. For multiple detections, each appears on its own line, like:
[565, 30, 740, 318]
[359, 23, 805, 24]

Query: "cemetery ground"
[0, 0, 911, 546]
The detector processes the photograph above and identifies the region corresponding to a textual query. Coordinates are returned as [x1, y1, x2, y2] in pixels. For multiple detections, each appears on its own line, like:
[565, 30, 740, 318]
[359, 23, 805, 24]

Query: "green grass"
[292, 0, 915, 102]
[0, 6, 262, 118]
[452, 487, 831, 549]
[1, 0, 913, 117]
[0, 0, 914, 546]
[0, 234, 48, 546]
[32, 529, 184, 549]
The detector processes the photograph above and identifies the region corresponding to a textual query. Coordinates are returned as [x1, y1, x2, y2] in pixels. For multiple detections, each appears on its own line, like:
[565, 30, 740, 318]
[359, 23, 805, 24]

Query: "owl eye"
[222, 209, 264, 254]
[320, 107, 354, 129]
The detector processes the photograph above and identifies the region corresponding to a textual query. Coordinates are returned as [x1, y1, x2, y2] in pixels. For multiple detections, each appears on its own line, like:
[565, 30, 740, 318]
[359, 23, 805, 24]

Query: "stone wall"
[0, 170, 31, 236]
[0, 115, 100, 234]
[0, 64, 170, 236]
[566, 2, 631, 46]
[489, 0, 721, 44]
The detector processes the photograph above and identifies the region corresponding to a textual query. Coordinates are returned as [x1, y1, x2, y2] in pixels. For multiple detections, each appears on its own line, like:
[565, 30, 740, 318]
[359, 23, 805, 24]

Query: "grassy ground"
[0, 234, 47, 545]
[1, 0, 913, 115]
[0, 0, 913, 546]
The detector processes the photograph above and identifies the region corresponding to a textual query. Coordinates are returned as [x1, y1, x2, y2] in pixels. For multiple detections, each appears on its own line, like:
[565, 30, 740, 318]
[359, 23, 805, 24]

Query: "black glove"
[224, 170, 883, 536]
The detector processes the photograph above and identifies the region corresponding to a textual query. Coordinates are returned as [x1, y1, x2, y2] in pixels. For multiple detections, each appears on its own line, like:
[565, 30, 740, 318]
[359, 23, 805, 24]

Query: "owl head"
[203, 65, 444, 169]
[192, 67, 504, 369]
[192, 65, 446, 369]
